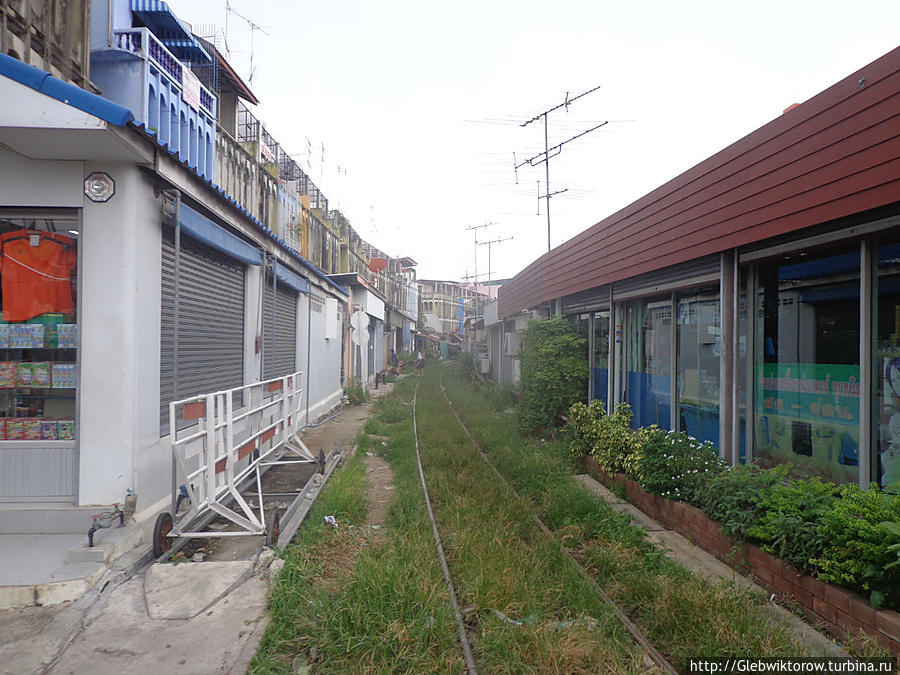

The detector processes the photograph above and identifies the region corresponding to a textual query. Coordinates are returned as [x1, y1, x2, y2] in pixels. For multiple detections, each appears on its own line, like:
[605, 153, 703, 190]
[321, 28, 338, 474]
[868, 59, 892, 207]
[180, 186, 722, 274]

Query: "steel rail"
[437, 369, 677, 675]
[410, 378, 479, 675]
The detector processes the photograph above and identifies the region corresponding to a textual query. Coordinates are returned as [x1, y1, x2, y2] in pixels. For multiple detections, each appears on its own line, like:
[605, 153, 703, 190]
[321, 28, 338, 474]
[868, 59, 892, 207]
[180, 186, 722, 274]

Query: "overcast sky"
[170, 0, 900, 283]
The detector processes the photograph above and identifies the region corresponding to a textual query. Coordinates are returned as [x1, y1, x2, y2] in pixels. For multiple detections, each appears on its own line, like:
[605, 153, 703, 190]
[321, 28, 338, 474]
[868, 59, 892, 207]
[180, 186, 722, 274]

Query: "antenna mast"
[515, 85, 607, 252]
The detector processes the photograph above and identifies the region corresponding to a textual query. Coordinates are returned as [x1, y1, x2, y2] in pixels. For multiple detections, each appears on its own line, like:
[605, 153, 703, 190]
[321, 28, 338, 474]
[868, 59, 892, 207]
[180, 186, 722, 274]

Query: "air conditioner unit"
[479, 358, 490, 374]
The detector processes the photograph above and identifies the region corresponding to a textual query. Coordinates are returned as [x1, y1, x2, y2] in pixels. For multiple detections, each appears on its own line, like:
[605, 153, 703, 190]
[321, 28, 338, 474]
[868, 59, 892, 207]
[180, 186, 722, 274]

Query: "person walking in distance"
[416, 351, 425, 375]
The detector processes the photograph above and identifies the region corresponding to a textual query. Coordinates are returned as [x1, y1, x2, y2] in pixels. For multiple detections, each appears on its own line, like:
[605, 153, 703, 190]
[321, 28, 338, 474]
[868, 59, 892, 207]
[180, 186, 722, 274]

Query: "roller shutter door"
[262, 275, 298, 380]
[160, 228, 245, 432]
[612, 254, 720, 301]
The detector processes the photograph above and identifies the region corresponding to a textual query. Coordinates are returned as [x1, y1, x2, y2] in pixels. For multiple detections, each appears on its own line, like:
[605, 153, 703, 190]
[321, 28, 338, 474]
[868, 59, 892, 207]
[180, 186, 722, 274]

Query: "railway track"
[408, 369, 677, 674]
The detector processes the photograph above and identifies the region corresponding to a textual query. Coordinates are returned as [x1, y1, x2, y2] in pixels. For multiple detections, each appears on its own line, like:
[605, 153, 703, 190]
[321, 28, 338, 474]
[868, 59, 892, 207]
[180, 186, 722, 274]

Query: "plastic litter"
[324, 515, 338, 528]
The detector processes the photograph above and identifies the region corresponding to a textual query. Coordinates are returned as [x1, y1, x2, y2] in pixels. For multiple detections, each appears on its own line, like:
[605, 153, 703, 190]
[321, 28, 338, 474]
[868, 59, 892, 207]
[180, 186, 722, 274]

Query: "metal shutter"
[160, 228, 245, 432]
[262, 275, 298, 380]
[612, 254, 720, 301]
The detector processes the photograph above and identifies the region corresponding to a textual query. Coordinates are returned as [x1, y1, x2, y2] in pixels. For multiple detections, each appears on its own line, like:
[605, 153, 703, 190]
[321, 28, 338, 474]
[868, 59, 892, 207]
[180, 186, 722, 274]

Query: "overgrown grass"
[253, 364, 824, 673]
[439, 363, 823, 665]
[249, 388, 461, 673]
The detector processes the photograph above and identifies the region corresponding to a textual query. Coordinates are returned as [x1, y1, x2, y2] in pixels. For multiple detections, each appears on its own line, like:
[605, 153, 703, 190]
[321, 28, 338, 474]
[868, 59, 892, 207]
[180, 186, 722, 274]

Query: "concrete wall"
[80, 162, 162, 506]
[302, 292, 344, 424]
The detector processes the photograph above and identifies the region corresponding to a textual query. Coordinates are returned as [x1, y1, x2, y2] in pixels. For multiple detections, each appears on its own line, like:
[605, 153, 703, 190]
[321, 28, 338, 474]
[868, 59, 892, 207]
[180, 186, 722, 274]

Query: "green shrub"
[810, 484, 900, 609]
[745, 478, 838, 573]
[458, 351, 478, 381]
[630, 426, 725, 505]
[517, 318, 588, 435]
[880, 521, 900, 571]
[698, 463, 791, 540]
[345, 378, 368, 405]
[567, 400, 637, 474]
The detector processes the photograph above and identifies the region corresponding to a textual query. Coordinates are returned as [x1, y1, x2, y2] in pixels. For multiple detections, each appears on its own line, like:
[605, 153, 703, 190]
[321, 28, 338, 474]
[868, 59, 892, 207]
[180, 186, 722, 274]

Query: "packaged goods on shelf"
[0, 419, 5, 439]
[29, 314, 65, 348]
[39, 419, 57, 440]
[6, 419, 24, 440]
[31, 362, 51, 387]
[51, 363, 76, 388]
[9, 324, 33, 348]
[57, 419, 74, 440]
[0, 324, 8, 348]
[15, 363, 32, 386]
[0, 362, 14, 388]
[22, 418, 41, 440]
[56, 324, 77, 349]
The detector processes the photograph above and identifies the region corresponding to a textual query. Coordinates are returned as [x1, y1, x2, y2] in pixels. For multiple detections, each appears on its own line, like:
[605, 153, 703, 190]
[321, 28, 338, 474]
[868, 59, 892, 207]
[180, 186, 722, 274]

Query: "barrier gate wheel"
[152, 512, 174, 558]
[266, 511, 281, 547]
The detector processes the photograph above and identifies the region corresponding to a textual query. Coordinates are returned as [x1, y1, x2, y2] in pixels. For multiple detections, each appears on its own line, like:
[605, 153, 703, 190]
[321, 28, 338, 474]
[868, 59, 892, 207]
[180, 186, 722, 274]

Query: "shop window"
[593, 310, 610, 406]
[676, 288, 720, 447]
[625, 298, 672, 429]
[875, 240, 900, 487]
[0, 216, 78, 443]
[754, 247, 860, 484]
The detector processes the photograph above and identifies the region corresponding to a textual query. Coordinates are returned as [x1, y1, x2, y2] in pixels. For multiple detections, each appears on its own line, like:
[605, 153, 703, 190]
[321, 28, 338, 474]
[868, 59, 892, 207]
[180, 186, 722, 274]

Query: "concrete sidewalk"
[574, 473, 847, 658]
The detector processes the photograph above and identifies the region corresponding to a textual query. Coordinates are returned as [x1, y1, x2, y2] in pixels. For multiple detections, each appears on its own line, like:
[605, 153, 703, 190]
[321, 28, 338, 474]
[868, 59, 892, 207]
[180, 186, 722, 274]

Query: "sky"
[170, 0, 900, 284]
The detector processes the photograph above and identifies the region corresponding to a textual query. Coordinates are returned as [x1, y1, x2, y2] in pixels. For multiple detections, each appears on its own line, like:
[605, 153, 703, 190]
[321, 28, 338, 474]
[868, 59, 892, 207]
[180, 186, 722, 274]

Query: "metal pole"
[544, 113, 551, 252]
[271, 262, 277, 378]
[305, 295, 311, 426]
[171, 190, 182, 519]
[859, 239, 873, 488]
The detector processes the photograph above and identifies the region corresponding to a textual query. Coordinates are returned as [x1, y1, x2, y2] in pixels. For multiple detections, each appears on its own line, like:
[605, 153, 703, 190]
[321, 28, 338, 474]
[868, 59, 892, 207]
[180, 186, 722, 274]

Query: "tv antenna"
[464, 222, 494, 300]
[514, 85, 608, 252]
[225, 2, 269, 84]
[477, 235, 513, 287]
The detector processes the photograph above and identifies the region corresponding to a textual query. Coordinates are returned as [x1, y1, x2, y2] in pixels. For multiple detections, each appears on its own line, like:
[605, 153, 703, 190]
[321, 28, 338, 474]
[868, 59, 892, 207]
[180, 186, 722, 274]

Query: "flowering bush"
[630, 426, 726, 506]
[567, 400, 637, 474]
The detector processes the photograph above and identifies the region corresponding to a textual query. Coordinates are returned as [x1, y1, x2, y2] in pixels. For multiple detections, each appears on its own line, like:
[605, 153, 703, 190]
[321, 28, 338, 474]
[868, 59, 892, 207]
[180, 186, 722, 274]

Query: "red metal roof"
[499, 46, 900, 316]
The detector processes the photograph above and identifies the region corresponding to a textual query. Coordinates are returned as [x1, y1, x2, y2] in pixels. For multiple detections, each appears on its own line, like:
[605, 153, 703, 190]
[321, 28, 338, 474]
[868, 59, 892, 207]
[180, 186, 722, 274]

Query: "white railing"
[167, 371, 314, 538]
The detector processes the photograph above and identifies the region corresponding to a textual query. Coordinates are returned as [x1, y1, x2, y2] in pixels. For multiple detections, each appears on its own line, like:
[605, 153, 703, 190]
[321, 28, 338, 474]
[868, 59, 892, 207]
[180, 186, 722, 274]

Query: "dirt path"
[363, 452, 394, 527]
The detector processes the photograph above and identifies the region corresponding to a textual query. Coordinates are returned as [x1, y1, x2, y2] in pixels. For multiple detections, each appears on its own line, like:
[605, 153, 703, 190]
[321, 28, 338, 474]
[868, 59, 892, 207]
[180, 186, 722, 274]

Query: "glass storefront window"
[754, 247, 859, 484]
[676, 288, 720, 447]
[0, 215, 78, 442]
[875, 241, 900, 487]
[625, 298, 672, 429]
[592, 310, 610, 406]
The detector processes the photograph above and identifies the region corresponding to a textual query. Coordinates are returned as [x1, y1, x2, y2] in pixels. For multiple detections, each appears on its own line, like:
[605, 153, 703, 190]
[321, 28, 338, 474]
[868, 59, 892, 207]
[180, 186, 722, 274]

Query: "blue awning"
[178, 203, 261, 266]
[0, 53, 134, 126]
[130, 0, 211, 64]
[274, 262, 309, 294]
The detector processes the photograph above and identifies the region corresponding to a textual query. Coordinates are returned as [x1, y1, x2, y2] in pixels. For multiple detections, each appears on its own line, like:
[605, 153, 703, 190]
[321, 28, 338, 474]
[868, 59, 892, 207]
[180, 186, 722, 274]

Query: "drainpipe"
[170, 189, 182, 519]
[305, 291, 312, 426]
[107, 0, 113, 48]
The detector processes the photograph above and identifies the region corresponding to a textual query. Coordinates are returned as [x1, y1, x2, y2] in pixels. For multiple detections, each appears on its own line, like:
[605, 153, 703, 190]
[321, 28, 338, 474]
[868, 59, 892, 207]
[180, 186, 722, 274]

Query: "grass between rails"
[251, 362, 818, 674]
[248, 394, 461, 674]
[250, 370, 651, 673]
[440, 364, 820, 665]
[413, 367, 649, 673]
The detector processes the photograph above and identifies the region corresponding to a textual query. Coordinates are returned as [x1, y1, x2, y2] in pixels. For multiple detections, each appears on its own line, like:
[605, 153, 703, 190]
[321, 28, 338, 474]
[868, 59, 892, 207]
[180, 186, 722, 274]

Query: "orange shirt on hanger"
[1, 231, 76, 322]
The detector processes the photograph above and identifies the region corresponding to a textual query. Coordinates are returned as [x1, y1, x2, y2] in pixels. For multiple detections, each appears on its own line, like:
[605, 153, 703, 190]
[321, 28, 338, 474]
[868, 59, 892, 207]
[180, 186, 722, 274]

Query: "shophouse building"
[496, 45, 900, 489]
[0, 1, 415, 527]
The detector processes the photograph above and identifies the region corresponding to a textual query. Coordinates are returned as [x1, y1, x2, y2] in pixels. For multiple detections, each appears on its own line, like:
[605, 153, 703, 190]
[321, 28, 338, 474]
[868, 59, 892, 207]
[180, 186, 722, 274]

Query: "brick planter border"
[583, 455, 900, 656]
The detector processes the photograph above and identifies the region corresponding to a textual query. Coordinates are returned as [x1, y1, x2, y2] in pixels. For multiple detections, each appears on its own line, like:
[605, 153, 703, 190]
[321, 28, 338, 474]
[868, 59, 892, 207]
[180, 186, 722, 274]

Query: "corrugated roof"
[0, 52, 134, 126]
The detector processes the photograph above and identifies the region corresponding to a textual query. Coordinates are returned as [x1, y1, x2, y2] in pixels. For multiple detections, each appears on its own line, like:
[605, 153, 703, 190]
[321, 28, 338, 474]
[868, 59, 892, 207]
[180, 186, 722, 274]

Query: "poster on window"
[755, 363, 859, 483]
[878, 357, 900, 486]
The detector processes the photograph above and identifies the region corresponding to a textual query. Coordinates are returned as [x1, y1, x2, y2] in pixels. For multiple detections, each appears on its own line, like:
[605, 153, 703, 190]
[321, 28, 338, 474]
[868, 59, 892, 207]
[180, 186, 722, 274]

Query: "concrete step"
[66, 543, 113, 564]
[0, 504, 121, 534]
[0, 520, 146, 609]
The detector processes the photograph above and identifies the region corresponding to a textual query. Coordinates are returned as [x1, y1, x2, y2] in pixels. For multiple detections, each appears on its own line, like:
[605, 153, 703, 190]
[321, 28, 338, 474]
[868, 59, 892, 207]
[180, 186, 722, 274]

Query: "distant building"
[419, 279, 490, 336]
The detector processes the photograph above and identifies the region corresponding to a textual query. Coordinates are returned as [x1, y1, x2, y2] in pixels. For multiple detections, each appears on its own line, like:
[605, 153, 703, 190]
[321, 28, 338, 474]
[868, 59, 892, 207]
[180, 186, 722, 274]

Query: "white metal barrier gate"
[155, 371, 318, 553]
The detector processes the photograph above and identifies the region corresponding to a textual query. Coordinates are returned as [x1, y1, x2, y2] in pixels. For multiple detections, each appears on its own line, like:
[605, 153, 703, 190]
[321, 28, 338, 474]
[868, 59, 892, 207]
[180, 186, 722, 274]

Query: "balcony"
[91, 27, 217, 179]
